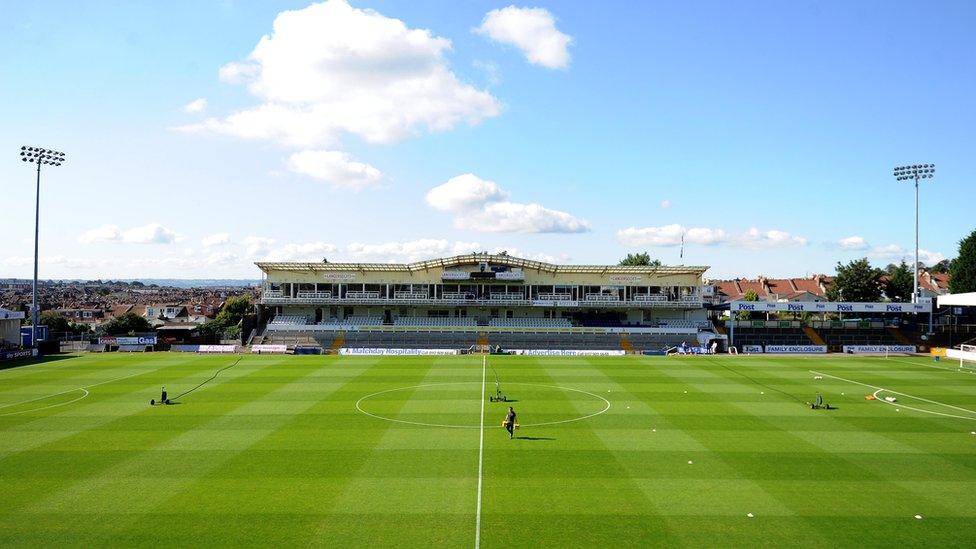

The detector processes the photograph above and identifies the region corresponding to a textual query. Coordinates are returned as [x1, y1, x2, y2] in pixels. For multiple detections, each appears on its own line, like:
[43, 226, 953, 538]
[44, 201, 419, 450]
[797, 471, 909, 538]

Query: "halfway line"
[475, 355, 486, 549]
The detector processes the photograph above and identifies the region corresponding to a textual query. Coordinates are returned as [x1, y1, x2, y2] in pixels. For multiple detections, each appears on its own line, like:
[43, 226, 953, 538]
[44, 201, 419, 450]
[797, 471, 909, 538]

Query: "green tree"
[930, 258, 953, 273]
[39, 311, 71, 334]
[619, 252, 662, 266]
[736, 290, 760, 320]
[828, 258, 884, 302]
[950, 229, 976, 294]
[102, 312, 153, 335]
[885, 260, 914, 302]
[200, 296, 252, 340]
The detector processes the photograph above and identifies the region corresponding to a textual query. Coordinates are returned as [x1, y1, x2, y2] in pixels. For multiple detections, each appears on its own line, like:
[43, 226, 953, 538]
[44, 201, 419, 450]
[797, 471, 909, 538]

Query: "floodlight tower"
[19, 146, 67, 350]
[893, 163, 935, 303]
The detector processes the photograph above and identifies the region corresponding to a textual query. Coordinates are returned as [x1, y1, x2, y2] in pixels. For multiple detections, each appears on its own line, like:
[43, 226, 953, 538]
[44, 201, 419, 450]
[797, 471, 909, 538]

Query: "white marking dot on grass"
[914, 514, 923, 520]
[652, 428, 656, 432]
[760, 392, 764, 395]
[747, 513, 754, 518]
[687, 460, 693, 464]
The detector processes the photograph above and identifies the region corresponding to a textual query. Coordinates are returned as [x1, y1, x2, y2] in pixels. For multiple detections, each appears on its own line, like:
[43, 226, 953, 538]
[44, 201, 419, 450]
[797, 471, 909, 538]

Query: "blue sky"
[2, 0, 973, 280]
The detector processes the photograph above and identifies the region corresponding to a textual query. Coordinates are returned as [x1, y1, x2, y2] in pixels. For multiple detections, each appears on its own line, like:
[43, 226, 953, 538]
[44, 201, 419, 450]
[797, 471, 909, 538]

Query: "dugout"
[0, 308, 25, 350]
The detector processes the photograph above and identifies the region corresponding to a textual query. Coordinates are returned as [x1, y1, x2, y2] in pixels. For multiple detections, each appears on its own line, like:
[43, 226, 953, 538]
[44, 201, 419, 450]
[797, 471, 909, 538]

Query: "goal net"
[950, 345, 976, 371]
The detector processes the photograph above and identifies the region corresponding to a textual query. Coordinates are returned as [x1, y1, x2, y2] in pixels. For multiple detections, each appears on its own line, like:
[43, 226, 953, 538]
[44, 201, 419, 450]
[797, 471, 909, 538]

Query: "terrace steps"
[330, 332, 345, 352]
[885, 327, 914, 346]
[803, 326, 826, 346]
[619, 334, 634, 353]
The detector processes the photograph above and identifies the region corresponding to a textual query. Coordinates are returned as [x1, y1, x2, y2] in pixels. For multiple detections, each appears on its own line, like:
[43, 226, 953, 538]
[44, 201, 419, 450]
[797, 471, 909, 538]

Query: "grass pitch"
[2, 352, 976, 547]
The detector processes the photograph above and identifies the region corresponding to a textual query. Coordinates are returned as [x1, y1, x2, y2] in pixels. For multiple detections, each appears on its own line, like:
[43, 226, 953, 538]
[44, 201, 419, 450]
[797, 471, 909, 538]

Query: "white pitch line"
[810, 369, 976, 418]
[354, 381, 610, 428]
[885, 357, 976, 376]
[0, 388, 90, 417]
[871, 389, 976, 422]
[0, 369, 149, 411]
[475, 356, 486, 549]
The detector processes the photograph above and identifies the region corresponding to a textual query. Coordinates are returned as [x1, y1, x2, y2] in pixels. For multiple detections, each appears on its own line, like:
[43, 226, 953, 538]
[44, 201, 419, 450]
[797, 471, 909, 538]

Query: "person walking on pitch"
[503, 406, 517, 439]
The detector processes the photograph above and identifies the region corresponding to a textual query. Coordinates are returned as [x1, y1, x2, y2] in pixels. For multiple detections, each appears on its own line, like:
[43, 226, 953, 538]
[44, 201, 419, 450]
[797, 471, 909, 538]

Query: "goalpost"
[959, 345, 976, 371]
[944, 345, 976, 371]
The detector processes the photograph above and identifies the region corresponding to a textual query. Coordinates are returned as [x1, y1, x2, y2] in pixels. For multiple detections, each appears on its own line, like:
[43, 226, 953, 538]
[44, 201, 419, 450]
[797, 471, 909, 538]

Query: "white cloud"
[286, 150, 383, 189]
[204, 251, 240, 266]
[201, 232, 230, 247]
[263, 242, 338, 262]
[616, 225, 805, 249]
[616, 224, 727, 247]
[121, 224, 178, 244]
[473, 59, 501, 86]
[490, 247, 570, 263]
[869, 244, 946, 266]
[178, 0, 500, 147]
[477, 6, 572, 69]
[78, 224, 123, 244]
[346, 239, 482, 262]
[242, 236, 276, 258]
[460, 202, 590, 233]
[737, 228, 807, 249]
[241, 236, 336, 262]
[838, 235, 869, 250]
[426, 173, 589, 234]
[183, 98, 207, 113]
[426, 173, 508, 211]
[78, 223, 178, 244]
[660, 199, 672, 209]
[3, 255, 112, 270]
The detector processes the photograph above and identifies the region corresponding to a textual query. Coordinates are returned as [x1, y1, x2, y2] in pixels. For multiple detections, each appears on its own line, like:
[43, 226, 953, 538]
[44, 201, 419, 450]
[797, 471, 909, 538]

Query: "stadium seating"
[655, 319, 712, 330]
[318, 316, 384, 326]
[393, 317, 478, 327]
[488, 318, 572, 328]
[269, 315, 310, 325]
[818, 328, 900, 347]
[731, 327, 812, 347]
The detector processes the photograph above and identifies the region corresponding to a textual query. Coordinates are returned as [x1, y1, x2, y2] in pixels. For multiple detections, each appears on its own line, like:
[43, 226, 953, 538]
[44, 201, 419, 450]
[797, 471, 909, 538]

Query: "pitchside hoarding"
[339, 348, 458, 356]
[764, 345, 827, 354]
[512, 349, 626, 356]
[98, 336, 156, 345]
[730, 301, 931, 313]
[843, 345, 917, 353]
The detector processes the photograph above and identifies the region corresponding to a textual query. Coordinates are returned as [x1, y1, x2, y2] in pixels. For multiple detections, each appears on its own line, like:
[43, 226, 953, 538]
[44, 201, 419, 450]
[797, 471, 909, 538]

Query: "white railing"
[264, 290, 284, 298]
[633, 294, 666, 302]
[346, 291, 380, 299]
[394, 292, 429, 300]
[297, 291, 332, 299]
[585, 293, 620, 302]
[442, 292, 475, 300]
[490, 293, 524, 301]
[538, 293, 572, 301]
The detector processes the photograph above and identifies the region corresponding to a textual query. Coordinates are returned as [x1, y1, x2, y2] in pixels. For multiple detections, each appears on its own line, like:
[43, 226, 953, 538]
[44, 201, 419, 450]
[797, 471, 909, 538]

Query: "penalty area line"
[811, 369, 976, 420]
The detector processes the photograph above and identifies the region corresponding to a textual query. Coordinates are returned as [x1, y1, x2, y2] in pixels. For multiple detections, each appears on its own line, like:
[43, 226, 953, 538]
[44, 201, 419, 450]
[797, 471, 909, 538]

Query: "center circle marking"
[355, 381, 610, 429]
